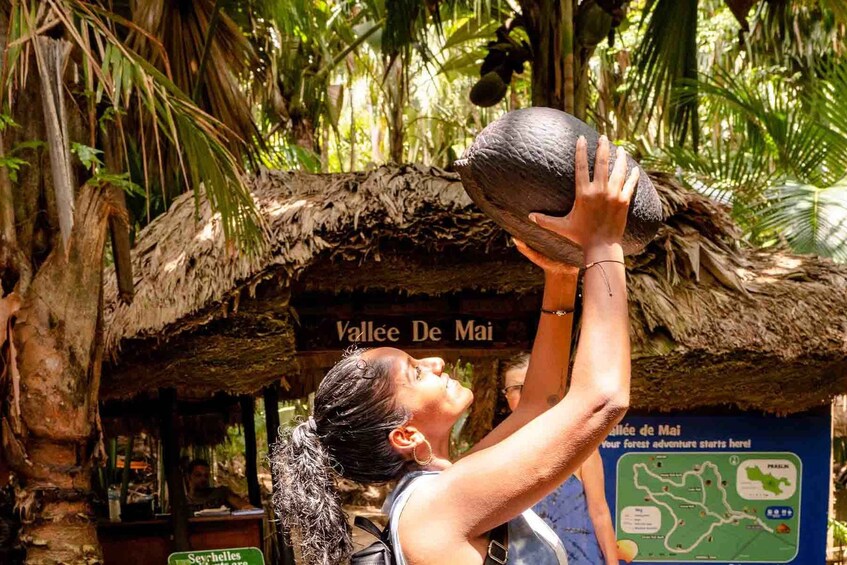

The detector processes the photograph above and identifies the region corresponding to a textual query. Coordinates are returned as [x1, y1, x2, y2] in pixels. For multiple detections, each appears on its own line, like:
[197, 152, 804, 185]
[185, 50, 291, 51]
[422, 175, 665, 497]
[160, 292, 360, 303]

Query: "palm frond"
[383, 0, 425, 55]
[0, 2, 34, 102]
[251, 0, 385, 166]
[628, 0, 700, 147]
[441, 16, 500, 50]
[663, 142, 776, 204]
[694, 68, 847, 187]
[813, 59, 847, 137]
[123, 0, 263, 161]
[756, 179, 847, 261]
[19, 0, 265, 246]
[379, 0, 495, 56]
[747, 0, 845, 68]
[662, 55, 847, 262]
[820, 0, 847, 25]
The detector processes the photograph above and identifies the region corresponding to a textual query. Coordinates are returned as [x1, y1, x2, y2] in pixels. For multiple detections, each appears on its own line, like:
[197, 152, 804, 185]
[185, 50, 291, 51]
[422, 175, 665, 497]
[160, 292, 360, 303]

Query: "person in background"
[185, 459, 253, 512]
[502, 352, 620, 565]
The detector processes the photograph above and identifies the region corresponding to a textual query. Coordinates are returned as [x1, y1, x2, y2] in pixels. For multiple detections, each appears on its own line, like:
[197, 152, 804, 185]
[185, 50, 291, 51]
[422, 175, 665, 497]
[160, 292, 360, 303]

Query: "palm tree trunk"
[0, 43, 110, 563]
[523, 0, 570, 110]
[292, 115, 318, 156]
[102, 130, 134, 304]
[524, 0, 614, 117]
[574, 48, 591, 121]
[562, 0, 575, 114]
[349, 75, 356, 171]
[8, 183, 113, 564]
[459, 360, 499, 446]
[387, 55, 406, 163]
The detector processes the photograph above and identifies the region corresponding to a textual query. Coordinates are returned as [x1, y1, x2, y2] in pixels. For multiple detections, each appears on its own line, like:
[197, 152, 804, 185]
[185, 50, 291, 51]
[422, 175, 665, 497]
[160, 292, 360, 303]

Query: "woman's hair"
[271, 349, 412, 565]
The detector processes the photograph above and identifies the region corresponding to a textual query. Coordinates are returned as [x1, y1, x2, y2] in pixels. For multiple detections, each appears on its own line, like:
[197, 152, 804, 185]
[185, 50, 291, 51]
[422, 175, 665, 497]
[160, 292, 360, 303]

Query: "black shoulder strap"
[484, 522, 509, 564]
[354, 515, 388, 541]
[351, 516, 394, 564]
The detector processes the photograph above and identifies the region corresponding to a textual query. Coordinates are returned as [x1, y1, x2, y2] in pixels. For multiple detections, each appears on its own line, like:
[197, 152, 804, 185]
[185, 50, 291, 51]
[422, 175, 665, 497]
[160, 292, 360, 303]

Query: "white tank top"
[384, 471, 569, 564]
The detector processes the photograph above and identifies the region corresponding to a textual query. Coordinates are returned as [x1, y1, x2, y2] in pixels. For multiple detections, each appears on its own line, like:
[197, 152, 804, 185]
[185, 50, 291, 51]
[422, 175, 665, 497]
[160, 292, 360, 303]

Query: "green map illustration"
[616, 452, 801, 563]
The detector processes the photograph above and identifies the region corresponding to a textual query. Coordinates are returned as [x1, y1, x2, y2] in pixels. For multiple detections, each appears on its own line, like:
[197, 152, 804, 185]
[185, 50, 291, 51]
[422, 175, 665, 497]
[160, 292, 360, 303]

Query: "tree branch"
[0, 133, 18, 263]
[0, 132, 30, 293]
[103, 128, 134, 303]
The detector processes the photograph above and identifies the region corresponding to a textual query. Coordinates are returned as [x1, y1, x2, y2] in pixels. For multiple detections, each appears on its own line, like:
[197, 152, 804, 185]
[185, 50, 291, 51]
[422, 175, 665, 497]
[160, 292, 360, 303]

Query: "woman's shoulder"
[386, 471, 445, 564]
[385, 471, 441, 515]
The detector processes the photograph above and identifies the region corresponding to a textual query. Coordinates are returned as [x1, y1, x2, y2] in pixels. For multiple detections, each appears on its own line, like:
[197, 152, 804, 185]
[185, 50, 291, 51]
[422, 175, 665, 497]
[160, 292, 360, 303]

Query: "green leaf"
[91, 172, 146, 197]
[438, 50, 483, 75]
[692, 68, 847, 187]
[820, 0, 847, 26]
[755, 178, 847, 261]
[72, 1, 262, 246]
[0, 114, 19, 132]
[71, 142, 105, 171]
[663, 142, 776, 204]
[10, 140, 46, 154]
[442, 17, 500, 51]
[0, 155, 29, 183]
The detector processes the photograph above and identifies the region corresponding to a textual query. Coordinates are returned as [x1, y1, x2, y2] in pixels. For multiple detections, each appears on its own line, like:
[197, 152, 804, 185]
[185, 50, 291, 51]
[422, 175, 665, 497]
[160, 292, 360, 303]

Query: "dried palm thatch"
[103, 165, 847, 413]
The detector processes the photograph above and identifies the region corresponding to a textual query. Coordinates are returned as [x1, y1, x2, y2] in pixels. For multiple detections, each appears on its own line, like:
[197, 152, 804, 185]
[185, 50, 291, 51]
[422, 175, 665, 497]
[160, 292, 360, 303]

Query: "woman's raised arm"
[400, 135, 638, 554]
[465, 244, 578, 456]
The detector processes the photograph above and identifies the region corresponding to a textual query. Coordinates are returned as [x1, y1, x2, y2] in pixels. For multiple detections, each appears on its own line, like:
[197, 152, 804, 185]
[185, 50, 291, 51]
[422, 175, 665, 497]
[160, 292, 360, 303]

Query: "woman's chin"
[461, 388, 474, 409]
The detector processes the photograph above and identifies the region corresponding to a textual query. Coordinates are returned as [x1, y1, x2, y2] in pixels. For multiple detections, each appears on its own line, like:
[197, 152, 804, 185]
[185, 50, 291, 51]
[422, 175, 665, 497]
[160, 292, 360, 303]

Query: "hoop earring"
[413, 439, 434, 466]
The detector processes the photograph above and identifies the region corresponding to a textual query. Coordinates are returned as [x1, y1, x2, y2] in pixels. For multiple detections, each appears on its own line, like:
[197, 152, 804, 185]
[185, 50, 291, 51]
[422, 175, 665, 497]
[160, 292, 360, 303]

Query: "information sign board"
[598, 411, 829, 564]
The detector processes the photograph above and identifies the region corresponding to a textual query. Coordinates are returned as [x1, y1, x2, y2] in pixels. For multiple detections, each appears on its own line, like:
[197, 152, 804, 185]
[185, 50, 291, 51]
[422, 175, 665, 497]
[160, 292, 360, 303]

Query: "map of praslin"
[616, 452, 801, 562]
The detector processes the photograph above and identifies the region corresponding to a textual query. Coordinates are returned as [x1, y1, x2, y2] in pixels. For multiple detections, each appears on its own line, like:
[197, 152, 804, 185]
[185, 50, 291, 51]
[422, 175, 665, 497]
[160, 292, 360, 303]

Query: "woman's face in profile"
[363, 347, 473, 431]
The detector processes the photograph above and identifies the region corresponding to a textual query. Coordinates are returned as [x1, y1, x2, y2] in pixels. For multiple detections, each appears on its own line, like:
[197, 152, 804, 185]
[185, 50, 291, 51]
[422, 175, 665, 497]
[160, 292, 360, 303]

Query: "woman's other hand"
[513, 238, 579, 279]
[529, 135, 638, 249]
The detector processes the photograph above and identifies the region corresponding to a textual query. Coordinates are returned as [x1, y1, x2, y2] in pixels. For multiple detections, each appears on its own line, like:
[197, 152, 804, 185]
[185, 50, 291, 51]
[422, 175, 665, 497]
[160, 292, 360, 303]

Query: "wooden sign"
[168, 547, 264, 565]
[296, 315, 533, 351]
[292, 291, 541, 353]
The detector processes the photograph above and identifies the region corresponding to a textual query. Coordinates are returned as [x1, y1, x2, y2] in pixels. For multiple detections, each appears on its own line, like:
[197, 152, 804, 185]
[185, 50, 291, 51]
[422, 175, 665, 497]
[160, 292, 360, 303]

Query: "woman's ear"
[388, 426, 424, 456]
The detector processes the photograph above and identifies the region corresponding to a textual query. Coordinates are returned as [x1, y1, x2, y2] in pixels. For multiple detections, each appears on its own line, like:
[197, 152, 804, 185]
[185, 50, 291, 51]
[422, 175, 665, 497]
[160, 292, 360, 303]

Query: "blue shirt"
[533, 475, 605, 564]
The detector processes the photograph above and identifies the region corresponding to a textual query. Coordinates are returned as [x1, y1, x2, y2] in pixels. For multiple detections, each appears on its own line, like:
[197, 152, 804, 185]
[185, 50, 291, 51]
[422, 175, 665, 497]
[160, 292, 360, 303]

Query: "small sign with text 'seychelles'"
[168, 547, 264, 565]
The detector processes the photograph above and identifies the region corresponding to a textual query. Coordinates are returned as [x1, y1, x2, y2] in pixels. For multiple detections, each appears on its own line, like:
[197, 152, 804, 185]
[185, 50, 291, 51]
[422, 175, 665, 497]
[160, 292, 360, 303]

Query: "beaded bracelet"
[541, 260, 626, 315]
[582, 259, 626, 297]
[540, 306, 574, 317]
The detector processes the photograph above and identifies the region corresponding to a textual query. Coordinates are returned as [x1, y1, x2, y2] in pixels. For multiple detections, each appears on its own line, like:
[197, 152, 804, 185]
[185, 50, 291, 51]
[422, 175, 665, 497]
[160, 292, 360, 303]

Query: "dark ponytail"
[272, 418, 351, 564]
[272, 349, 412, 564]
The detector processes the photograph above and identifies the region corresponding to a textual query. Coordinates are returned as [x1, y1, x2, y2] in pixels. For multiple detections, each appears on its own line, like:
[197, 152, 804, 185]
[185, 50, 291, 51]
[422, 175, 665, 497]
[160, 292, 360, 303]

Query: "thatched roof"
[102, 165, 847, 413]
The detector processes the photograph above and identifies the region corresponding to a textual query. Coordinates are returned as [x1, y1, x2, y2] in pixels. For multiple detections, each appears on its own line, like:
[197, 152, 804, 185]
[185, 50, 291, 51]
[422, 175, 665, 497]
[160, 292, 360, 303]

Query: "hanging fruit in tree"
[469, 18, 531, 108]
[470, 72, 509, 107]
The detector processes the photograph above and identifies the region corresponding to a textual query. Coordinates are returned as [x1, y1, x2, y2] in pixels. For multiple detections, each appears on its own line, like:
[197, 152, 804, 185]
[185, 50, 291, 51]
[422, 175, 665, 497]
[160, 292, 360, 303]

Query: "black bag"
[350, 516, 393, 565]
[351, 515, 509, 564]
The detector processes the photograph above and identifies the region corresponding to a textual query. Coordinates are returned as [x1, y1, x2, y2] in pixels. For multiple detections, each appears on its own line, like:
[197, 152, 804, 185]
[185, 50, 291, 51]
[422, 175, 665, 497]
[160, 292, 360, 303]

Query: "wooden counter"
[98, 514, 264, 565]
